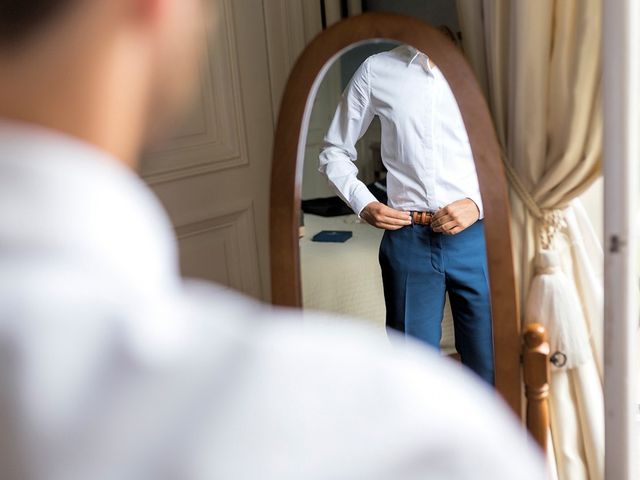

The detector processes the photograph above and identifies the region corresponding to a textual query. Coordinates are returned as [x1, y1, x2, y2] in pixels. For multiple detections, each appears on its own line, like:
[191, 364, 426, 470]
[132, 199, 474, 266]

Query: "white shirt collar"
[0, 120, 180, 298]
[396, 45, 435, 74]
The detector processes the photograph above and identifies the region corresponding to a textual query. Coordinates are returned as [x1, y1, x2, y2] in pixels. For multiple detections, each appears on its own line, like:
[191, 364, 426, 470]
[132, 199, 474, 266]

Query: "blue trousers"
[379, 220, 495, 384]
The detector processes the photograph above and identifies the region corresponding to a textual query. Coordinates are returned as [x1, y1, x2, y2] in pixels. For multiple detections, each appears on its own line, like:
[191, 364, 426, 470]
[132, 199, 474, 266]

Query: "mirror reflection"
[300, 39, 493, 385]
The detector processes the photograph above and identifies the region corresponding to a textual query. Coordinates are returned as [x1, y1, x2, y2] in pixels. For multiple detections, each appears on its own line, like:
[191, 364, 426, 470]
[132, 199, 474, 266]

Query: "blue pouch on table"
[311, 230, 352, 243]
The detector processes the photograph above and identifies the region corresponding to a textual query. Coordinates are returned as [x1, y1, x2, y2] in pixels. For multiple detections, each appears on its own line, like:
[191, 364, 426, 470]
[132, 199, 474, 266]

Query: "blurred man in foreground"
[0, 1, 546, 479]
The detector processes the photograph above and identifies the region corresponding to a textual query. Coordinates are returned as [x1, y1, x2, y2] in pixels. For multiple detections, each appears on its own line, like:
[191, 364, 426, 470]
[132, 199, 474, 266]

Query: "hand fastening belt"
[411, 211, 433, 225]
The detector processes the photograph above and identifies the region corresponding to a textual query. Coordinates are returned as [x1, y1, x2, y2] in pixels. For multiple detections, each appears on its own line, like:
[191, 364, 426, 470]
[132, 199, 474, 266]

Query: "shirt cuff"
[351, 187, 379, 217]
[467, 196, 484, 220]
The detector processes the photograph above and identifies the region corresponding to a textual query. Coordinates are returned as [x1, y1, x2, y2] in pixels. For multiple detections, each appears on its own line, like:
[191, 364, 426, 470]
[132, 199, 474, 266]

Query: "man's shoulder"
[181, 281, 488, 433]
[365, 46, 409, 67]
[356, 47, 410, 87]
[183, 279, 473, 409]
[181, 282, 545, 479]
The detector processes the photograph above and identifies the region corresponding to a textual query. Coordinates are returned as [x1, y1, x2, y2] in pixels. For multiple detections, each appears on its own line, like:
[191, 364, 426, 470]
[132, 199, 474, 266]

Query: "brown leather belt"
[411, 211, 433, 225]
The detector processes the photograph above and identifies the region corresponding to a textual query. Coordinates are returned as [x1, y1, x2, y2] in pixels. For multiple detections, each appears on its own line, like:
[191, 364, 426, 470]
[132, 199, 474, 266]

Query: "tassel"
[525, 250, 591, 369]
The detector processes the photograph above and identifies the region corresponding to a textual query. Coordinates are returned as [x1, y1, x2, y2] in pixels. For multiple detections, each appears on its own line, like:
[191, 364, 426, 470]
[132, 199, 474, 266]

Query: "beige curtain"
[455, 1, 604, 479]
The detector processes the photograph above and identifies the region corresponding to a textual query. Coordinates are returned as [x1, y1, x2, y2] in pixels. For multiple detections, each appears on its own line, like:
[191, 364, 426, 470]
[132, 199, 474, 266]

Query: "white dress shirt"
[319, 45, 484, 218]
[0, 122, 545, 479]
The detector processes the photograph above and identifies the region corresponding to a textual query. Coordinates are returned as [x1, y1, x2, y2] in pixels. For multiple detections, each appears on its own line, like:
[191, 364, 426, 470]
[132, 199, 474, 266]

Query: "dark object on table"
[302, 195, 352, 217]
[302, 180, 387, 217]
[311, 230, 353, 243]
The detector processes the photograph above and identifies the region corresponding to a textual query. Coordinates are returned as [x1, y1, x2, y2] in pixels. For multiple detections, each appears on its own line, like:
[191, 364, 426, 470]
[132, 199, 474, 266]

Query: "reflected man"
[320, 44, 494, 384]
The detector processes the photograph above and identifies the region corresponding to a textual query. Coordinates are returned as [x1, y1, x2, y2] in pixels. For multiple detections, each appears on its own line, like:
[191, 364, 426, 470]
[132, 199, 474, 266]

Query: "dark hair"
[437, 25, 461, 47]
[0, 0, 77, 45]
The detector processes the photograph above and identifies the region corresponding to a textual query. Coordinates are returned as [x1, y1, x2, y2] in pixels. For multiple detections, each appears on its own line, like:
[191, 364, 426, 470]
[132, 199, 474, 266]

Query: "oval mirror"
[270, 12, 520, 415]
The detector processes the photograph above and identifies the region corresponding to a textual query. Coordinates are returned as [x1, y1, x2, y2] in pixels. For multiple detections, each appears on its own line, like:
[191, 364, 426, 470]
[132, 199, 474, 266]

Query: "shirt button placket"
[431, 73, 439, 212]
[425, 70, 437, 212]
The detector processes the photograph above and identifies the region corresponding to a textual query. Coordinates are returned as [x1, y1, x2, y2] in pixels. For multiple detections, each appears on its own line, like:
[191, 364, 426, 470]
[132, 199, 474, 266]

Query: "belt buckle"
[411, 211, 430, 225]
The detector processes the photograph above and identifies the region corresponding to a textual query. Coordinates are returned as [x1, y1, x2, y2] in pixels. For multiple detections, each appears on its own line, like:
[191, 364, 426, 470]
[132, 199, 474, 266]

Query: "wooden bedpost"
[523, 323, 550, 452]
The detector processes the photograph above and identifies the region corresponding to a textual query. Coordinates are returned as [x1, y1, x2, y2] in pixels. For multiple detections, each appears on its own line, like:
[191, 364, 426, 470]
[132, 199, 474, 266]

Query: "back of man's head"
[0, 0, 205, 164]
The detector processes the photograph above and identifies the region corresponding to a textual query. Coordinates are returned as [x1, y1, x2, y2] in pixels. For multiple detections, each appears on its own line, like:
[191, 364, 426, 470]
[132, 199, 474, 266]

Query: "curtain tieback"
[500, 151, 591, 369]
[500, 151, 567, 248]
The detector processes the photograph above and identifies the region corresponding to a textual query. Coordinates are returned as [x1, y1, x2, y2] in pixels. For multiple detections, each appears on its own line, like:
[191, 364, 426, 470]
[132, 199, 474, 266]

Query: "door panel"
[141, 0, 275, 301]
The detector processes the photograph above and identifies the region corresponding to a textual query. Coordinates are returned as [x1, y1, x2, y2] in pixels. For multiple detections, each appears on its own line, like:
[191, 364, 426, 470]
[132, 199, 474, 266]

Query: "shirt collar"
[399, 45, 436, 74]
[0, 120, 180, 298]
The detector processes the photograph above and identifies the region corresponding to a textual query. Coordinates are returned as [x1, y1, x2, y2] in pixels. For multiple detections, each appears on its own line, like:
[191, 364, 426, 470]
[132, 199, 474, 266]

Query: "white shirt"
[0, 122, 545, 479]
[319, 45, 484, 218]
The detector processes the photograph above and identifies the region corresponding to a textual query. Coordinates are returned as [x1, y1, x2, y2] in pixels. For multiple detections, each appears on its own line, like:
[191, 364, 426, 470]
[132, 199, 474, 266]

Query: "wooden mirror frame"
[270, 12, 522, 416]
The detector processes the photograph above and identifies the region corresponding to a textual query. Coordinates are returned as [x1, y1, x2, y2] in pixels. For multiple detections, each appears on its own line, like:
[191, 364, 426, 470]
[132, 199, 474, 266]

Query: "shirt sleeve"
[467, 193, 485, 220]
[319, 57, 378, 216]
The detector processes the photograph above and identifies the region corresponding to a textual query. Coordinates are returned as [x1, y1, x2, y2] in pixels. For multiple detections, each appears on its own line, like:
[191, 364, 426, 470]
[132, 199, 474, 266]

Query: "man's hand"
[360, 202, 412, 230]
[431, 199, 479, 235]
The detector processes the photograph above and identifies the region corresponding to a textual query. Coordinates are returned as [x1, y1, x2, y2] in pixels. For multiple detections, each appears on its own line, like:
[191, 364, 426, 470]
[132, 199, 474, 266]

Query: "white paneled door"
[141, 0, 289, 301]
